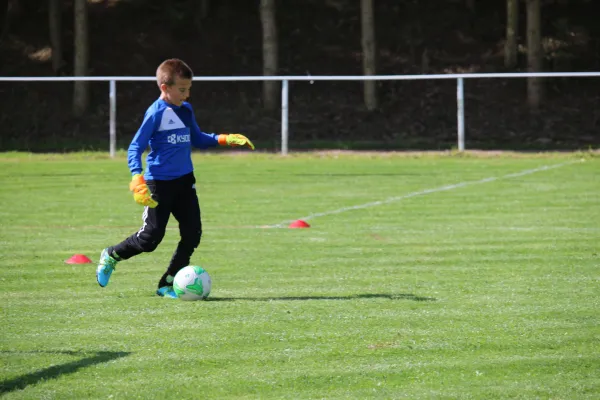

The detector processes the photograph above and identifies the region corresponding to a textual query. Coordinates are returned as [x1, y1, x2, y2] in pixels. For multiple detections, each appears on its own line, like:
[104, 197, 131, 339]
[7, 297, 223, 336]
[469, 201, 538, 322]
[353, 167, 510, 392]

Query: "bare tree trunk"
[526, 0, 542, 110]
[199, 0, 210, 18]
[73, 0, 89, 117]
[48, 0, 62, 74]
[361, 0, 377, 110]
[260, 0, 278, 111]
[0, 0, 21, 44]
[504, 0, 518, 68]
[465, 0, 475, 13]
[193, 0, 210, 29]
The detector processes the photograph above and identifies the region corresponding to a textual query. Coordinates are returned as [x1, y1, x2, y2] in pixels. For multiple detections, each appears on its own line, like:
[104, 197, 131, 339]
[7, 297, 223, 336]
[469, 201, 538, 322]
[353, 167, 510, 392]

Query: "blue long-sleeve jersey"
[128, 98, 220, 180]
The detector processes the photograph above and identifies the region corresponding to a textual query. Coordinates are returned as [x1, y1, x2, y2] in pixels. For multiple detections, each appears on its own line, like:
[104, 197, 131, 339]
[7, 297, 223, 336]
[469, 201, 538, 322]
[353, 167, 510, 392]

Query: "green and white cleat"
[96, 248, 118, 287]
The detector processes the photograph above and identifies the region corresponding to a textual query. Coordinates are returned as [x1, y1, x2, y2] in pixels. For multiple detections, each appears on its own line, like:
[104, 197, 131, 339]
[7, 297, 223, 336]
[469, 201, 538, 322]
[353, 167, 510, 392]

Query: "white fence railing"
[2, 72, 599, 156]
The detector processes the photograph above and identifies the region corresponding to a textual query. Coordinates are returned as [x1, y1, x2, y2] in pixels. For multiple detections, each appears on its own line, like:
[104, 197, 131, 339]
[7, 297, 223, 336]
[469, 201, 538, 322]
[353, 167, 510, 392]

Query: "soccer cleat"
[96, 248, 118, 287]
[156, 286, 179, 299]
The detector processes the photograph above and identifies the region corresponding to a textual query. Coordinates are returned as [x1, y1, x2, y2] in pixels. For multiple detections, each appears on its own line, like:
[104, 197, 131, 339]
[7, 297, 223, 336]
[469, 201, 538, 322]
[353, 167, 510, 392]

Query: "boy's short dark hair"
[156, 59, 193, 87]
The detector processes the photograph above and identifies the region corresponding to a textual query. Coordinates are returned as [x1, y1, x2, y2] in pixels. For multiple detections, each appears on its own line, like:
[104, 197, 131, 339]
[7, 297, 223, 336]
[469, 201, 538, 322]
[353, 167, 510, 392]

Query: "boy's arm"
[189, 108, 254, 150]
[127, 111, 157, 175]
[127, 111, 159, 208]
[190, 117, 220, 149]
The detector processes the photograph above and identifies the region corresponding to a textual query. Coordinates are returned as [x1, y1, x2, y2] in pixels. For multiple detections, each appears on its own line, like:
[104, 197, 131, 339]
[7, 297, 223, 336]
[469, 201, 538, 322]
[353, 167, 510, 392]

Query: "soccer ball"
[173, 266, 212, 301]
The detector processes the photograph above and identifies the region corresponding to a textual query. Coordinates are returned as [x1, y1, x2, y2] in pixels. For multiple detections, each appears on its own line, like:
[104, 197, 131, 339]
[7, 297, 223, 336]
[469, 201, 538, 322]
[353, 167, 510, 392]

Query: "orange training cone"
[65, 254, 93, 264]
[289, 220, 310, 229]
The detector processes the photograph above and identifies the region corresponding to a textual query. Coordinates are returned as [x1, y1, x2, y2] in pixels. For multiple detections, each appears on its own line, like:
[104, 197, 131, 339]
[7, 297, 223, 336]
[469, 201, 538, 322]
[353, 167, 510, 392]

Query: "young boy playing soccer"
[96, 58, 255, 298]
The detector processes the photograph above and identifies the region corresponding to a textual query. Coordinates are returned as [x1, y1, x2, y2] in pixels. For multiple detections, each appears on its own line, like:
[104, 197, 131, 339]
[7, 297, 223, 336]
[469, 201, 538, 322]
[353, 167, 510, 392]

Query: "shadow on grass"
[0, 350, 131, 395]
[209, 293, 436, 302]
[293, 173, 422, 177]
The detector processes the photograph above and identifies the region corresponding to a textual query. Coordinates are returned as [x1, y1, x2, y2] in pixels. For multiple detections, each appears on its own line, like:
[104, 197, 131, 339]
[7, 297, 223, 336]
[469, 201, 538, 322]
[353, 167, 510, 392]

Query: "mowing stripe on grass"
[268, 160, 582, 228]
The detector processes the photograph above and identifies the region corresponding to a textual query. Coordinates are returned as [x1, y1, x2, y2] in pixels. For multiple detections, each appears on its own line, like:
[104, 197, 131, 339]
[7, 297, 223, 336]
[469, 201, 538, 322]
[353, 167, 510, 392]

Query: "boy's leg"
[157, 174, 202, 288]
[111, 204, 171, 259]
[98, 180, 172, 287]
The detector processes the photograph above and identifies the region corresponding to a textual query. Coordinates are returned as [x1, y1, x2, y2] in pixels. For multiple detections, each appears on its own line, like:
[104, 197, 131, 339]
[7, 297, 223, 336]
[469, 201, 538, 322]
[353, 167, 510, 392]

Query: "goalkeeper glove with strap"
[218, 134, 255, 150]
[129, 174, 158, 208]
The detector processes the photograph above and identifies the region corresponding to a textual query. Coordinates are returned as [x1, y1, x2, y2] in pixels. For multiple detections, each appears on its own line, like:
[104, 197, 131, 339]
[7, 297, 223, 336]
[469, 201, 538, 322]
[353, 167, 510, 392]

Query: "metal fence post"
[456, 77, 465, 151]
[109, 79, 117, 158]
[281, 79, 289, 155]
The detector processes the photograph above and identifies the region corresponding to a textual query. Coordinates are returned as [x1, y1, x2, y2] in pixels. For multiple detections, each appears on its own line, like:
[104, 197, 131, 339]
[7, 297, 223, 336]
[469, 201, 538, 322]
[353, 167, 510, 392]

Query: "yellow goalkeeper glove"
[129, 174, 158, 208]
[218, 133, 255, 150]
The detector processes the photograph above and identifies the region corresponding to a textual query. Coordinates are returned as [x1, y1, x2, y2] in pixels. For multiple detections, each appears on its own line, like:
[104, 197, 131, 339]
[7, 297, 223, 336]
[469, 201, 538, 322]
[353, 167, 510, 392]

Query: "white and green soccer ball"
[173, 266, 212, 301]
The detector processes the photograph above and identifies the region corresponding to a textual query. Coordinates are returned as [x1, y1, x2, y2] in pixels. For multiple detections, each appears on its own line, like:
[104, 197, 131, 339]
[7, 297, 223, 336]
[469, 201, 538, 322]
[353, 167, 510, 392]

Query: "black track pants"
[109, 173, 202, 286]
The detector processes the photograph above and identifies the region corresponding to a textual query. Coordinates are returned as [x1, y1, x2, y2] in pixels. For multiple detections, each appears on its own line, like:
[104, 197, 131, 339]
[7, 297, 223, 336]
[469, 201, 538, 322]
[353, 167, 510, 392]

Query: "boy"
[96, 58, 254, 298]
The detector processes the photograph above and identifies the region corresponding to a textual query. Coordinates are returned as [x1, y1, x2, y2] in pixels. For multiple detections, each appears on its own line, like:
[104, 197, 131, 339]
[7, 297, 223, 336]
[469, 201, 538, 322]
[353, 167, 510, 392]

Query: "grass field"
[1, 151, 599, 399]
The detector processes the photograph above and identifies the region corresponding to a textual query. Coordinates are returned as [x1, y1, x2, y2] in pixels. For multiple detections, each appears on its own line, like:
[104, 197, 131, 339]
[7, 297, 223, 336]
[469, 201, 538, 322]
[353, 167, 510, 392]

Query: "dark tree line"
[0, 0, 563, 116]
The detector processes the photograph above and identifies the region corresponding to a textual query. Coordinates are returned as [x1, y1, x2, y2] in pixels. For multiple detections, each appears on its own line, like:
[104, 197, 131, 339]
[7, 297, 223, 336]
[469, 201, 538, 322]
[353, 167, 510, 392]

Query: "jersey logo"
[158, 108, 186, 131]
[167, 133, 191, 144]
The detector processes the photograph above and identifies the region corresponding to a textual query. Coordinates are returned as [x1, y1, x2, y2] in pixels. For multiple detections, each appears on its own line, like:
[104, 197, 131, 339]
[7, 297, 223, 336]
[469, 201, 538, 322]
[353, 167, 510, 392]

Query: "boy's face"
[160, 77, 192, 107]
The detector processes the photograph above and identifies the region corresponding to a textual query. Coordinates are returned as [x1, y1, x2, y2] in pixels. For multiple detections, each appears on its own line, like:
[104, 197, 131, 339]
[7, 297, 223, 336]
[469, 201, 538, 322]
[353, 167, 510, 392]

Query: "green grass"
[1, 151, 599, 399]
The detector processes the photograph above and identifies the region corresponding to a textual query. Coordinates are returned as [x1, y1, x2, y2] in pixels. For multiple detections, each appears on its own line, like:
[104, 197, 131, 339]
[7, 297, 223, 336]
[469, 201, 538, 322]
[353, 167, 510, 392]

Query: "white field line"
[267, 160, 583, 228]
